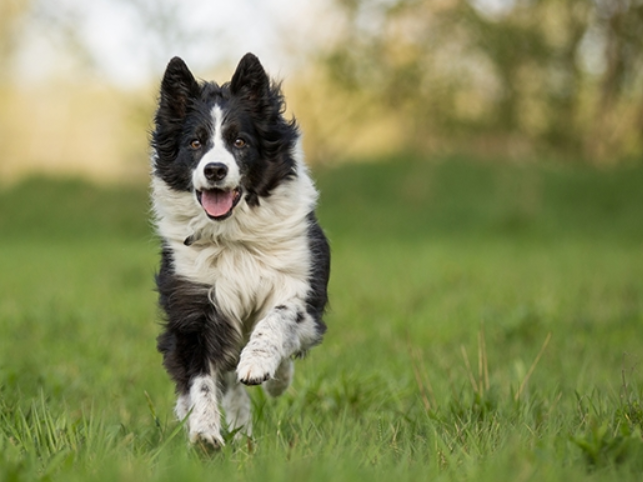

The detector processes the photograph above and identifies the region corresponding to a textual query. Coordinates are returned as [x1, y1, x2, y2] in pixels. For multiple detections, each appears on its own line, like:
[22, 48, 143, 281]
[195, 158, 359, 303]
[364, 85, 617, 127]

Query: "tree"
[0, 0, 31, 82]
[324, 0, 643, 161]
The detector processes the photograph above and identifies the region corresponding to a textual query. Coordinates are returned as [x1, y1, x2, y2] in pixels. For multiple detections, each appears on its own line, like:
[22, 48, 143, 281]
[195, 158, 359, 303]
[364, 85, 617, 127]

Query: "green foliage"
[571, 378, 643, 471]
[1, 157, 643, 480]
[572, 421, 643, 470]
[325, 0, 643, 161]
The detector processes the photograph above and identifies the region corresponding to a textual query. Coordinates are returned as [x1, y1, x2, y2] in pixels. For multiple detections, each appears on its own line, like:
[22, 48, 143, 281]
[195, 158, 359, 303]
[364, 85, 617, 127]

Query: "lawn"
[1, 157, 642, 481]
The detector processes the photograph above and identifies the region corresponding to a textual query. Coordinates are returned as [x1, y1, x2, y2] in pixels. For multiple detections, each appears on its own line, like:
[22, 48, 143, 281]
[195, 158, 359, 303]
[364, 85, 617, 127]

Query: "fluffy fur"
[150, 53, 330, 447]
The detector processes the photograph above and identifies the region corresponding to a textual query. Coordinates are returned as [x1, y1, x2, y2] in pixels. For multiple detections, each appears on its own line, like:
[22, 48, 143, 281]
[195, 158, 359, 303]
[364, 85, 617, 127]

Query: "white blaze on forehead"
[212, 105, 225, 148]
[192, 104, 241, 191]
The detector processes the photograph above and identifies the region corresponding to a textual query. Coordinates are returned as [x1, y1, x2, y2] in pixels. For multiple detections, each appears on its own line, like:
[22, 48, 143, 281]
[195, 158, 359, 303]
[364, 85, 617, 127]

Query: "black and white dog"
[151, 53, 330, 447]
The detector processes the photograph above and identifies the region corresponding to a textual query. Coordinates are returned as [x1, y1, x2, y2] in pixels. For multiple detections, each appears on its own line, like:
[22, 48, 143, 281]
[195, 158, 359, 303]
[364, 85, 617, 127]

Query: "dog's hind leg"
[222, 371, 252, 438]
[263, 357, 294, 397]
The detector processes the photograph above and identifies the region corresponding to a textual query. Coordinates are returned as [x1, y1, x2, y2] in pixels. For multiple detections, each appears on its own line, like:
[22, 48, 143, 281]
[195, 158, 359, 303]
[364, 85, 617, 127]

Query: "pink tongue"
[201, 190, 235, 218]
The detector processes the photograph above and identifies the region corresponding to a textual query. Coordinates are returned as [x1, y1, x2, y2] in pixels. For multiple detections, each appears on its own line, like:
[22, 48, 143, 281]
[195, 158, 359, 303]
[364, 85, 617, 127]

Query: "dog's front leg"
[237, 302, 321, 386]
[156, 270, 241, 448]
[184, 368, 225, 447]
[171, 366, 225, 448]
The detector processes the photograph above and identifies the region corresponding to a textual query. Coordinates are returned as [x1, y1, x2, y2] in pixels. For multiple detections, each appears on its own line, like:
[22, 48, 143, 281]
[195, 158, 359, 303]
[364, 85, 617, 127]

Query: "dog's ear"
[158, 57, 200, 119]
[230, 53, 270, 104]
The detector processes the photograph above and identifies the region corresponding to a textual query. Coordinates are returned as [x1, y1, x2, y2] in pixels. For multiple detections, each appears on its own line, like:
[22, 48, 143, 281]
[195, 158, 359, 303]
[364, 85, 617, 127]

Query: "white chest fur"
[152, 158, 318, 329]
[169, 231, 311, 326]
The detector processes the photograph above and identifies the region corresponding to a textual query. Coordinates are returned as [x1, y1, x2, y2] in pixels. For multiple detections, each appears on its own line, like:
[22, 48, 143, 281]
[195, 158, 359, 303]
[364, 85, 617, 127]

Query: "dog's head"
[152, 53, 299, 222]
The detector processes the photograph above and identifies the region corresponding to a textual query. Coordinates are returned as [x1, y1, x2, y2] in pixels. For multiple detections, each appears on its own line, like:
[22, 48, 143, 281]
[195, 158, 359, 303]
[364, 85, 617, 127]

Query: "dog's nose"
[203, 162, 228, 182]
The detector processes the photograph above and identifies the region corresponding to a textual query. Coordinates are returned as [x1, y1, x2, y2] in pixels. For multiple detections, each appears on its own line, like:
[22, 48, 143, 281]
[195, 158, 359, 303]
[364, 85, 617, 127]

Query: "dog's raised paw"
[236, 349, 280, 385]
[236, 360, 272, 385]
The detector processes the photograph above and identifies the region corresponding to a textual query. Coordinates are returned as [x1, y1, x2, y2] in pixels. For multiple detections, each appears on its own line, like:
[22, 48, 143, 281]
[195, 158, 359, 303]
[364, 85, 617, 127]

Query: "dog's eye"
[190, 139, 201, 149]
[234, 138, 246, 149]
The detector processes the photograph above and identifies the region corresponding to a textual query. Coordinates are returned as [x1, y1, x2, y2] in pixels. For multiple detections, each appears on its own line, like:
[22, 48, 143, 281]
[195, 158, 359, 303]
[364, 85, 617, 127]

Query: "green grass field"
[1, 157, 642, 481]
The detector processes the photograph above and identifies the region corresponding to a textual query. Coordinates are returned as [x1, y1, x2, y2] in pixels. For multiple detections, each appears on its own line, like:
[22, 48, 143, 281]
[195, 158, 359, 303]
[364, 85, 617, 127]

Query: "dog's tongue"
[201, 189, 235, 218]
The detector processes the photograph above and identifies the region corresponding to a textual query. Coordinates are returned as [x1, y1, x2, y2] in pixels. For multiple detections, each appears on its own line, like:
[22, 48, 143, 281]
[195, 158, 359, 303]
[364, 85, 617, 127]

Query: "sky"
[11, 0, 523, 87]
[15, 0, 332, 87]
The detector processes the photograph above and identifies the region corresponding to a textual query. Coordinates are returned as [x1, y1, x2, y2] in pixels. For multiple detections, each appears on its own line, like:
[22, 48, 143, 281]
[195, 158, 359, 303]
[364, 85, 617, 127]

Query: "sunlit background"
[1, 0, 642, 183]
[2, 2, 643, 478]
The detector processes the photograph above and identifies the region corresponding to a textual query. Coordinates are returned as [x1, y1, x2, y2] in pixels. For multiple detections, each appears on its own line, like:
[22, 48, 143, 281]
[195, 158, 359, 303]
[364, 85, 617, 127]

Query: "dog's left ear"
[230, 53, 270, 103]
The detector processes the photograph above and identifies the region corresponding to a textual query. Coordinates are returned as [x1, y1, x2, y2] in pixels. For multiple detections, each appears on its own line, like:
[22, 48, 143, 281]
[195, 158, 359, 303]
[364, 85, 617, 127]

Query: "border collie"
[151, 53, 330, 448]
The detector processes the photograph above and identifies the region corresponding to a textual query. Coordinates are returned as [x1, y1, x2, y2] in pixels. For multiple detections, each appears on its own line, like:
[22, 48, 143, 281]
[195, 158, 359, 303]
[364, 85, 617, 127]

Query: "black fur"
[305, 213, 330, 335]
[156, 247, 241, 394]
[152, 53, 299, 204]
[152, 54, 330, 423]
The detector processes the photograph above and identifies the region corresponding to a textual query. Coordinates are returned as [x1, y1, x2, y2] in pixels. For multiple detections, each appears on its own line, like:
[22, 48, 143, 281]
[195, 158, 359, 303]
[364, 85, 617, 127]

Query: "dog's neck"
[153, 173, 318, 251]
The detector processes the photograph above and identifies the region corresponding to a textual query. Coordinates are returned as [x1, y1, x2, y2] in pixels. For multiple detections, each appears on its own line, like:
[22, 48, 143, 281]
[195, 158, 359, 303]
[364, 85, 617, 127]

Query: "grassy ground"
[1, 157, 642, 481]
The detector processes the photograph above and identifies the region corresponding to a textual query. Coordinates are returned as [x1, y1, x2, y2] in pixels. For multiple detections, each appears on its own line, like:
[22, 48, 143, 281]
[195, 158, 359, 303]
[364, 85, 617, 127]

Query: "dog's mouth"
[196, 188, 242, 221]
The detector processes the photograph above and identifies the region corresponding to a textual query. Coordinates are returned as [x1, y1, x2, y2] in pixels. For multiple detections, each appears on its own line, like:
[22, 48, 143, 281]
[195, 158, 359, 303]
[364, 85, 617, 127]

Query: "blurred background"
[1, 3, 643, 476]
[1, 0, 642, 183]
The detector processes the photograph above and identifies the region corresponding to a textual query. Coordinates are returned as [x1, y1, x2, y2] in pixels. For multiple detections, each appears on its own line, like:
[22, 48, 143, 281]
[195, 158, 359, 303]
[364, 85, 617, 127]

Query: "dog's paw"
[189, 425, 224, 450]
[236, 347, 281, 385]
[191, 433, 224, 452]
[188, 406, 224, 450]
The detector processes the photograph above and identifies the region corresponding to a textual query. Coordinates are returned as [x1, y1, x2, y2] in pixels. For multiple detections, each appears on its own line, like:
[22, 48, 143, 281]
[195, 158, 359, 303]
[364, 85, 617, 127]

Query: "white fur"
[187, 372, 224, 447]
[153, 143, 318, 327]
[153, 140, 321, 444]
[175, 393, 191, 421]
[192, 106, 241, 192]
[237, 301, 318, 383]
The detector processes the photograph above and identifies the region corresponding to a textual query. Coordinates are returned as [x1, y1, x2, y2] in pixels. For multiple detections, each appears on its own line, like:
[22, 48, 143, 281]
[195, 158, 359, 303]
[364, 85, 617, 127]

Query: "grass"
[1, 156, 643, 480]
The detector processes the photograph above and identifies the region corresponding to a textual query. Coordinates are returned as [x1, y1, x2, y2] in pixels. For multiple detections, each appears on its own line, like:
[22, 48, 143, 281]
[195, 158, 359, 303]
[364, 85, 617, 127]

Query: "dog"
[150, 53, 330, 447]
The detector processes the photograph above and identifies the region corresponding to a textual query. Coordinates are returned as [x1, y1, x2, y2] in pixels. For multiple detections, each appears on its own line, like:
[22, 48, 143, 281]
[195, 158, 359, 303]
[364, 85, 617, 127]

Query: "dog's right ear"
[158, 57, 200, 119]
